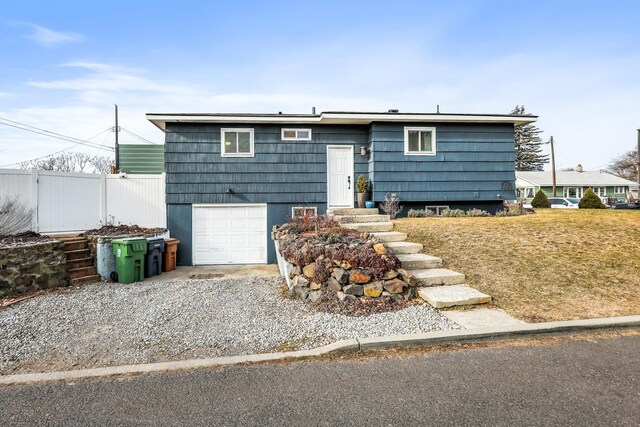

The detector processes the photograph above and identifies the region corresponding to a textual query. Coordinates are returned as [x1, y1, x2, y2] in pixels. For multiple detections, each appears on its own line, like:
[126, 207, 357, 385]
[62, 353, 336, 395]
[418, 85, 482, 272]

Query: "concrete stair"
[396, 253, 443, 270]
[371, 231, 408, 242]
[411, 268, 466, 286]
[333, 206, 490, 309]
[334, 214, 391, 223]
[417, 285, 491, 309]
[386, 241, 423, 254]
[53, 235, 101, 285]
[329, 208, 378, 216]
[341, 221, 394, 233]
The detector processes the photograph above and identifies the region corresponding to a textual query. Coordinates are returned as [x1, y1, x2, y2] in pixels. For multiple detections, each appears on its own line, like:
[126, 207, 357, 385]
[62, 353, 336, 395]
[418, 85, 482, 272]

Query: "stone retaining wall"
[0, 241, 70, 298]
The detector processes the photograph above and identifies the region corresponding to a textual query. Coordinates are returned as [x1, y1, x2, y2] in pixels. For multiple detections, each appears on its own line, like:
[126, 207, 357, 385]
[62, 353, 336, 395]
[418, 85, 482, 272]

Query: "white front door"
[192, 204, 267, 265]
[327, 146, 354, 208]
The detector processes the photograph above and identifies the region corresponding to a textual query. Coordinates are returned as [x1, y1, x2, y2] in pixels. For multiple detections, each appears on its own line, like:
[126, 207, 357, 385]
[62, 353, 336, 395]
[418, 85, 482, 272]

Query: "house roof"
[146, 110, 537, 131]
[516, 171, 639, 189]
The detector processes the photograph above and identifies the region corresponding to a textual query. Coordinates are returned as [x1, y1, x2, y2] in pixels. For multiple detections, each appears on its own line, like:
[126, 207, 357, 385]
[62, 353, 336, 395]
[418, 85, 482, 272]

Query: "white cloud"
[22, 23, 84, 47]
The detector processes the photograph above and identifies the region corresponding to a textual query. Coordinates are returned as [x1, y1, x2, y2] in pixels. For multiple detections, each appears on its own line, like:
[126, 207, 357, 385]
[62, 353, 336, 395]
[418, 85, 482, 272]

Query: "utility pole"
[114, 104, 120, 172]
[550, 136, 557, 197]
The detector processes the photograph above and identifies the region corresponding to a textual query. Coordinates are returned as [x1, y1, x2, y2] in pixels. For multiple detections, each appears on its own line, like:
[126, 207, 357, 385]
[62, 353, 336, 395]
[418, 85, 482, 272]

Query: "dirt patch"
[189, 273, 225, 280]
[84, 224, 167, 238]
[0, 232, 56, 249]
[310, 287, 419, 317]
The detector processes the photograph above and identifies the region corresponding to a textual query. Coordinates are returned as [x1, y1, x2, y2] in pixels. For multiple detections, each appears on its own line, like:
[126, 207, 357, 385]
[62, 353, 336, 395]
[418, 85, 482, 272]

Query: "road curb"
[2, 315, 639, 386]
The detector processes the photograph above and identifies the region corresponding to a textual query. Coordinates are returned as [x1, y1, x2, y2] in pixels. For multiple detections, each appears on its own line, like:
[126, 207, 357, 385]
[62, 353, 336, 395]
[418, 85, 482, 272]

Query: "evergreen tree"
[531, 190, 551, 208]
[579, 188, 605, 209]
[511, 105, 549, 171]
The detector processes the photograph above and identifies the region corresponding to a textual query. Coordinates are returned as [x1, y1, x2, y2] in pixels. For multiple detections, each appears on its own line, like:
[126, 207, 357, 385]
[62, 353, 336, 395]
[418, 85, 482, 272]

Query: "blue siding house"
[147, 110, 536, 266]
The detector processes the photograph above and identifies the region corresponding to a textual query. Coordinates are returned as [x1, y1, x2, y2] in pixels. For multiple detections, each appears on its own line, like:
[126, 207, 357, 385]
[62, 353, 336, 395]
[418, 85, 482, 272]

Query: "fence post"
[100, 173, 107, 225]
[30, 169, 39, 232]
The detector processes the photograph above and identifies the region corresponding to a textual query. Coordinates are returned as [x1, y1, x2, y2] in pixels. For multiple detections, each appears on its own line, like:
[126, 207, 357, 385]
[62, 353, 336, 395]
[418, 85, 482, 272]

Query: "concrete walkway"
[144, 264, 280, 282]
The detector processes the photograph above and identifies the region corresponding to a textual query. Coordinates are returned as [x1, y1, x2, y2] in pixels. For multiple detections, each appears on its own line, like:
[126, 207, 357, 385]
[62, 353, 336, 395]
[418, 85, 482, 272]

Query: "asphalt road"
[1, 334, 639, 426]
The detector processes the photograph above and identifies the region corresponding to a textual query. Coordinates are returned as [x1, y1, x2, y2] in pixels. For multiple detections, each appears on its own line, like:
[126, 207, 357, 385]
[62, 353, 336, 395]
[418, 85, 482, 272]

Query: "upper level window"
[282, 128, 312, 141]
[221, 128, 254, 157]
[404, 127, 436, 155]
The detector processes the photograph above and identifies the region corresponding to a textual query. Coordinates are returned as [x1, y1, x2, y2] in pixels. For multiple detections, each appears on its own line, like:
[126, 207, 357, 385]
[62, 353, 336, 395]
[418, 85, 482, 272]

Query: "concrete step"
[397, 253, 442, 270]
[69, 265, 98, 279]
[418, 285, 491, 309]
[71, 274, 101, 285]
[341, 221, 394, 233]
[329, 208, 378, 216]
[67, 257, 94, 269]
[63, 240, 89, 251]
[386, 241, 423, 254]
[371, 231, 407, 242]
[335, 214, 391, 223]
[65, 248, 91, 261]
[411, 268, 465, 286]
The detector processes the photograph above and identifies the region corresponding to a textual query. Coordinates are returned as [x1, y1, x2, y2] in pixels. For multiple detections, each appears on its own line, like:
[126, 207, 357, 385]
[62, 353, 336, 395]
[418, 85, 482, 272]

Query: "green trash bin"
[111, 238, 147, 283]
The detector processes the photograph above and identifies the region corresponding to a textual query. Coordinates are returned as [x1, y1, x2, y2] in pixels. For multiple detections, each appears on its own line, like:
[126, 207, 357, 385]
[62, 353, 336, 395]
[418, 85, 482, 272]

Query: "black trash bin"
[144, 238, 165, 278]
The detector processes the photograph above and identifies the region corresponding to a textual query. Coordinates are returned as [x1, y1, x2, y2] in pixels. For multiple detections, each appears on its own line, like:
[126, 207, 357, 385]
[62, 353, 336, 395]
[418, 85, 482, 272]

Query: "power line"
[120, 127, 160, 145]
[0, 116, 114, 151]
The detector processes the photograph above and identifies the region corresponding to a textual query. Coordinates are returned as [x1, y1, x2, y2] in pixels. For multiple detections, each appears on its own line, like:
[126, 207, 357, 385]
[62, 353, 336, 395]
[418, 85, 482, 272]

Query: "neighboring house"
[146, 110, 536, 265]
[516, 169, 639, 202]
[117, 144, 165, 174]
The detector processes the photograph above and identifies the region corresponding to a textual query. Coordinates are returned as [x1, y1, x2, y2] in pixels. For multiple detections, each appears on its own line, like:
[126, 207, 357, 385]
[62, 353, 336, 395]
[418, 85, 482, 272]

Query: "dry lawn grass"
[395, 209, 640, 322]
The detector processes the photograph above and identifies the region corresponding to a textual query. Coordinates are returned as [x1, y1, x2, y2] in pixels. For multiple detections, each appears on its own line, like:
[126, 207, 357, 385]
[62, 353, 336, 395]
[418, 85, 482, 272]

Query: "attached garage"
[192, 204, 267, 265]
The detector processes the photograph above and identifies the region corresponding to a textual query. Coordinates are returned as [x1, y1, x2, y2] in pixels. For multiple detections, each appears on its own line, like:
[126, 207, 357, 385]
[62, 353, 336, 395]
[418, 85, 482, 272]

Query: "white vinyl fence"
[0, 169, 166, 233]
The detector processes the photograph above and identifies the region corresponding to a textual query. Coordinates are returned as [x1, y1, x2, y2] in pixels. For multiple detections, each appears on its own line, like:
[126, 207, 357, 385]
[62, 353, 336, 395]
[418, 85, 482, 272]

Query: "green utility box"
[111, 238, 147, 283]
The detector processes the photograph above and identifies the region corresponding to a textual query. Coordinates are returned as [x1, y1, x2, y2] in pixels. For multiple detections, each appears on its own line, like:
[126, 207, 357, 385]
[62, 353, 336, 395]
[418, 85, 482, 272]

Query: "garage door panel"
[193, 205, 267, 265]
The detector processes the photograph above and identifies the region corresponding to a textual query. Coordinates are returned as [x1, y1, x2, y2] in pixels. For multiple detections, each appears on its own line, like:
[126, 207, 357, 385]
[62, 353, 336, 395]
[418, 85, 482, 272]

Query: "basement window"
[221, 128, 254, 157]
[282, 128, 312, 141]
[291, 206, 317, 218]
[404, 127, 436, 155]
[426, 205, 449, 216]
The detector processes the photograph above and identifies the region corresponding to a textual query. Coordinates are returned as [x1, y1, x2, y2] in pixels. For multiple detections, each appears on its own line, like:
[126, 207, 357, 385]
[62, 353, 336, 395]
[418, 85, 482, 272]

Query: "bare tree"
[379, 193, 404, 219]
[607, 149, 638, 181]
[0, 196, 33, 238]
[19, 152, 113, 174]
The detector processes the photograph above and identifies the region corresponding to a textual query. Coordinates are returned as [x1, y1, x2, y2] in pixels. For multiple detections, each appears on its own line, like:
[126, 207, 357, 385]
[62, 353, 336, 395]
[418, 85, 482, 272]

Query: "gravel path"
[0, 277, 459, 373]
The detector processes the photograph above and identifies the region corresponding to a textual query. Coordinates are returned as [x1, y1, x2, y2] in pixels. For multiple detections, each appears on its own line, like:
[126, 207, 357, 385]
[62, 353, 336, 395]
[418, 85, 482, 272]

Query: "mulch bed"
[0, 232, 56, 249]
[84, 225, 167, 237]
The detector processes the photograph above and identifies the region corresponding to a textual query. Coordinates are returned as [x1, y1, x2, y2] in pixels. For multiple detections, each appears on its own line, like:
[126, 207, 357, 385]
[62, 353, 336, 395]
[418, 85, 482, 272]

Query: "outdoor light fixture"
[360, 145, 369, 156]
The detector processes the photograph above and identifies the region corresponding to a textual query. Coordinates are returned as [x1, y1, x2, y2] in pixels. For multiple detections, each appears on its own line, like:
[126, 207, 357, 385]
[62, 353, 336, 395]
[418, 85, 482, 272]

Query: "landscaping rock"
[292, 275, 309, 288]
[302, 263, 317, 279]
[373, 243, 387, 255]
[382, 270, 399, 280]
[294, 286, 309, 300]
[384, 278, 406, 294]
[289, 266, 302, 279]
[403, 286, 416, 301]
[349, 269, 371, 284]
[308, 290, 322, 303]
[343, 284, 364, 296]
[398, 268, 417, 286]
[332, 268, 349, 285]
[364, 281, 383, 298]
[309, 282, 322, 290]
[337, 291, 357, 301]
[327, 277, 342, 292]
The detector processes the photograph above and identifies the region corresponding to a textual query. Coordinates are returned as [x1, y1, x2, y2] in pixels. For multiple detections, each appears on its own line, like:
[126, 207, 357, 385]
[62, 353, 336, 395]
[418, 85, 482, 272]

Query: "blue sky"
[1, 0, 639, 170]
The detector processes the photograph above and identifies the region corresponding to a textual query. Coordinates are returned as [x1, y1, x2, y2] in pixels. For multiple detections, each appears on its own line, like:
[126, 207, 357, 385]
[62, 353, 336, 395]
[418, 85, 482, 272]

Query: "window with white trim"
[563, 187, 583, 198]
[221, 128, 254, 157]
[593, 187, 607, 197]
[291, 206, 317, 218]
[282, 128, 312, 141]
[404, 127, 436, 155]
[614, 186, 626, 194]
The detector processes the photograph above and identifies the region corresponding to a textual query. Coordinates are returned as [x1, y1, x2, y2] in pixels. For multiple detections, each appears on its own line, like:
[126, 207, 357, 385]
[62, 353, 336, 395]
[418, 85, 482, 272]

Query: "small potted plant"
[356, 174, 369, 208]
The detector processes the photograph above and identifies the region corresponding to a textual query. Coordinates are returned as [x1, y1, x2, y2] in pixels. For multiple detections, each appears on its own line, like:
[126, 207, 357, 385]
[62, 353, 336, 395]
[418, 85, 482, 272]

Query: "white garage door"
[193, 204, 267, 265]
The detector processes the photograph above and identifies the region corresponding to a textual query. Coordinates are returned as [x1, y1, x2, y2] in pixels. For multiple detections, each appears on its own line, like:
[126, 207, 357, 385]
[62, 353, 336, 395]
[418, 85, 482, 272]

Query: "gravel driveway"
[0, 277, 458, 373]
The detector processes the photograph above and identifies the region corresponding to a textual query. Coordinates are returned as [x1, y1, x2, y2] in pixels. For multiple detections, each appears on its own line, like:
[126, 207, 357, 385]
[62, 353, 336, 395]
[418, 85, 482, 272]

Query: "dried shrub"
[440, 208, 466, 217]
[0, 196, 33, 238]
[466, 208, 491, 217]
[380, 193, 403, 219]
[408, 209, 435, 218]
[285, 213, 340, 235]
